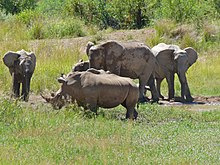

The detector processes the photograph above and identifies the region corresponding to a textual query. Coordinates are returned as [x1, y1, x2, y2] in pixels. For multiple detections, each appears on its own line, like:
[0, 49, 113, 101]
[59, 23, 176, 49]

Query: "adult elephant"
[87, 40, 159, 102]
[3, 49, 36, 102]
[152, 43, 198, 102]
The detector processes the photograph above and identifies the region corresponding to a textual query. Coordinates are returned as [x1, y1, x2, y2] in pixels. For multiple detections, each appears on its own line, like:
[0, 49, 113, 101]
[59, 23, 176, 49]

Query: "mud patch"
[2, 93, 220, 112]
[158, 96, 220, 111]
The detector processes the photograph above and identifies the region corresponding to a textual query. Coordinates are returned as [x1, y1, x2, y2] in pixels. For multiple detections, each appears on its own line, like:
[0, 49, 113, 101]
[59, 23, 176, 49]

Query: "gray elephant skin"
[42, 69, 139, 119]
[3, 50, 36, 101]
[152, 43, 198, 102]
[87, 40, 158, 103]
[72, 59, 89, 72]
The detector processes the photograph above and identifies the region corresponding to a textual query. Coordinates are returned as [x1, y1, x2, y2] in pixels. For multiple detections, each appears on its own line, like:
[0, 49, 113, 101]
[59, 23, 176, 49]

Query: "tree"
[0, 0, 37, 15]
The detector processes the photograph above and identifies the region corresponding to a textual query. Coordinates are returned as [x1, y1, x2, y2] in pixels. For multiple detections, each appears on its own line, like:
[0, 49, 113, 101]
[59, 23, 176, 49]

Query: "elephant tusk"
[19, 59, 25, 65]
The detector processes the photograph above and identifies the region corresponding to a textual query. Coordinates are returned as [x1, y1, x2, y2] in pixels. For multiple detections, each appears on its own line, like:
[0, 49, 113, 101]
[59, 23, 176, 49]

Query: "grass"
[0, 98, 219, 164]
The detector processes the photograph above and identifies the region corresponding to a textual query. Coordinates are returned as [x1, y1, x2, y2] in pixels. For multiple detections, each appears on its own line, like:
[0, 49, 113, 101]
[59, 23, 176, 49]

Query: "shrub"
[0, 0, 37, 15]
[44, 18, 86, 39]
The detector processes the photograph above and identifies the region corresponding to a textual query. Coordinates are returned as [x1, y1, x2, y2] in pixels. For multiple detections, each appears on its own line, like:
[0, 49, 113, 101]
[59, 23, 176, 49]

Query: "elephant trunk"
[22, 73, 31, 102]
[177, 72, 193, 102]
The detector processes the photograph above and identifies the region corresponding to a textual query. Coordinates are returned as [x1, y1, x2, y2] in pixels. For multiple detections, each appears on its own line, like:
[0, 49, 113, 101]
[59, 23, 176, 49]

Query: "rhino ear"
[184, 47, 198, 66]
[58, 77, 66, 83]
[3, 51, 21, 68]
[65, 73, 81, 85]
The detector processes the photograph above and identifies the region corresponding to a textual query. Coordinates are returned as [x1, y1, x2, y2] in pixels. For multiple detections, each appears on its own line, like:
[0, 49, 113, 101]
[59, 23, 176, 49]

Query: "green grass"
[0, 98, 219, 164]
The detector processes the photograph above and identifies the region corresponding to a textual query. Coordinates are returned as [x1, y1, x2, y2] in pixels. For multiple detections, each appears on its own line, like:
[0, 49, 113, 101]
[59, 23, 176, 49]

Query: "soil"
[158, 96, 220, 111]
[25, 94, 220, 112]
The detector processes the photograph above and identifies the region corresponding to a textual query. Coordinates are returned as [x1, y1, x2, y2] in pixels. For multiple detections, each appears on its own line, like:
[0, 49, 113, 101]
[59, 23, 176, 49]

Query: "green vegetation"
[0, 98, 220, 164]
[0, 0, 220, 164]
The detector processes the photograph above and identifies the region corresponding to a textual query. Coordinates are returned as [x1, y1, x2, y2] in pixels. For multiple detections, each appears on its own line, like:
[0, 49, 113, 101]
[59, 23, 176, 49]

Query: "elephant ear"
[103, 40, 124, 64]
[184, 47, 198, 66]
[86, 41, 95, 56]
[28, 52, 36, 71]
[152, 43, 175, 70]
[3, 51, 21, 68]
[156, 49, 175, 70]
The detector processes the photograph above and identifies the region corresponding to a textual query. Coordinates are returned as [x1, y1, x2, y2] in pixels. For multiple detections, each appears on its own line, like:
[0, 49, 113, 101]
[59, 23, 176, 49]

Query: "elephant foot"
[138, 97, 150, 103]
[159, 94, 165, 100]
[11, 93, 19, 99]
[185, 97, 194, 103]
[168, 97, 175, 102]
[151, 96, 159, 103]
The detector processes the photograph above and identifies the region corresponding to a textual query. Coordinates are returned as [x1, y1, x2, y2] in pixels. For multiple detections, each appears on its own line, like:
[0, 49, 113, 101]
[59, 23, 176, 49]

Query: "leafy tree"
[0, 0, 37, 15]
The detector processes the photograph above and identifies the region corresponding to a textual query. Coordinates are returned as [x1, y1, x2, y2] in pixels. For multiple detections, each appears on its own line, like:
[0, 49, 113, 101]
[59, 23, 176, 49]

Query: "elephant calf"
[42, 69, 139, 119]
[152, 43, 198, 102]
[72, 59, 89, 72]
[3, 50, 36, 102]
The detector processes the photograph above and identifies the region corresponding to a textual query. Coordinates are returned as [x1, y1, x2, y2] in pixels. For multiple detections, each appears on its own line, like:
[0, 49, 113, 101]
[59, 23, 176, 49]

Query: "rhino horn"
[40, 93, 52, 103]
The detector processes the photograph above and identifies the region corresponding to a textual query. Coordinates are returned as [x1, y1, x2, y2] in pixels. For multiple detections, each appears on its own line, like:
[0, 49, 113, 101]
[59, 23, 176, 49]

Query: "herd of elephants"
[2, 40, 198, 119]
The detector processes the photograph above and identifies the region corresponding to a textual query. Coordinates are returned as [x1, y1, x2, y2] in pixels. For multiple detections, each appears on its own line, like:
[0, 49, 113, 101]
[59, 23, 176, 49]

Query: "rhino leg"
[88, 105, 98, 115]
[125, 108, 138, 119]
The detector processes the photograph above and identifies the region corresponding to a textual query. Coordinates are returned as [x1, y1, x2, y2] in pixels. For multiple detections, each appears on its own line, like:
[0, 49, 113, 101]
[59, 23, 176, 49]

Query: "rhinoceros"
[42, 69, 139, 119]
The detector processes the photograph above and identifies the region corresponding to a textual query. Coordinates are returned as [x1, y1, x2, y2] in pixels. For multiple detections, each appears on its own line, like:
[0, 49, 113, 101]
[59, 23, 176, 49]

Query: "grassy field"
[0, 98, 220, 164]
[0, 16, 220, 164]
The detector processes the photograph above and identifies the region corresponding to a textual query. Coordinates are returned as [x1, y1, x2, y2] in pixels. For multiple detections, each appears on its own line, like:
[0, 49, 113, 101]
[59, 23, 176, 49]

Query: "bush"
[0, 0, 37, 15]
[44, 18, 86, 39]
[154, 0, 219, 25]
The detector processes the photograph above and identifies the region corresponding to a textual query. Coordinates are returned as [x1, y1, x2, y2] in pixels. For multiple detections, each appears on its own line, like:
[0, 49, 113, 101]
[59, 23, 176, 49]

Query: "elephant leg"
[184, 82, 194, 102]
[12, 73, 20, 98]
[165, 72, 175, 100]
[22, 76, 31, 102]
[178, 73, 193, 102]
[148, 75, 159, 102]
[156, 78, 164, 99]
[138, 76, 150, 103]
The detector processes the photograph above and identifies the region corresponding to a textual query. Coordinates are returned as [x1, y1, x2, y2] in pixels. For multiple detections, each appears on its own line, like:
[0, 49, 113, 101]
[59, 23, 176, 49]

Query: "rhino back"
[80, 72, 138, 108]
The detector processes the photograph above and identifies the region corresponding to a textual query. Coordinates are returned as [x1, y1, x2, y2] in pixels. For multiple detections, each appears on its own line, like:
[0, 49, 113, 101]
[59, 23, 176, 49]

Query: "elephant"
[42, 69, 139, 119]
[3, 49, 36, 101]
[152, 43, 198, 102]
[72, 59, 89, 72]
[87, 40, 159, 103]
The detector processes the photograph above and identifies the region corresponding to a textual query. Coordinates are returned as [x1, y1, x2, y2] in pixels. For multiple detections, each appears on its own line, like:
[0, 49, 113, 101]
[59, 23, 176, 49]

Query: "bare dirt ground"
[159, 96, 220, 111]
[25, 94, 220, 112]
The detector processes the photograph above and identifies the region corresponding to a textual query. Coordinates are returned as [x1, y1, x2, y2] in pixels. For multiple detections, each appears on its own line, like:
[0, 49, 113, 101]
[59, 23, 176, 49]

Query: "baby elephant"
[72, 59, 89, 72]
[3, 50, 36, 101]
[42, 69, 139, 119]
